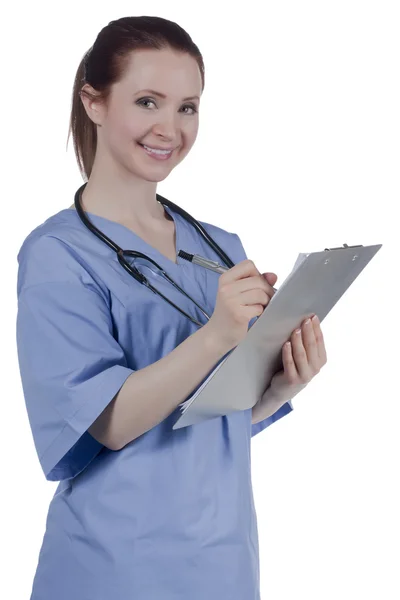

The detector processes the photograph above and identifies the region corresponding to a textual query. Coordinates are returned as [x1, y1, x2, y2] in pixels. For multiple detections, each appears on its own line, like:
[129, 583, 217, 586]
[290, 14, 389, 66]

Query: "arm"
[251, 386, 293, 425]
[89, 324, 227, 450]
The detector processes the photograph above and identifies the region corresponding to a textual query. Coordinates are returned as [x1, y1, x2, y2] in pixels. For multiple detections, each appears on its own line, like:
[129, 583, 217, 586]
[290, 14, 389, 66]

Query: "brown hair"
[67, 16, 205, 181]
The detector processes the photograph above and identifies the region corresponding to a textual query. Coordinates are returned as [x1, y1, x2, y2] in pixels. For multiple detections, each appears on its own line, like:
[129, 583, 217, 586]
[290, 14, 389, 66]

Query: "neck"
[79, 161, 167, 228]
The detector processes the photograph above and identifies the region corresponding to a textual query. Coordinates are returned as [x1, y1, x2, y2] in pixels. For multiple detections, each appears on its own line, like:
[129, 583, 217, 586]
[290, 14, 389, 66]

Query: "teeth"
[142, 144, 172, 155]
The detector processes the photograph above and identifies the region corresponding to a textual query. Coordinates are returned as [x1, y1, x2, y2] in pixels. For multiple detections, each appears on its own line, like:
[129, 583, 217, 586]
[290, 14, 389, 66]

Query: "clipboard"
[172, 243, 382, 429]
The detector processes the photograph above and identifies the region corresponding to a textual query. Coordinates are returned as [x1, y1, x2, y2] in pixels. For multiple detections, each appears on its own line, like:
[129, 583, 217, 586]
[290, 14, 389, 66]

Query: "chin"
[140, 170, 171, 183]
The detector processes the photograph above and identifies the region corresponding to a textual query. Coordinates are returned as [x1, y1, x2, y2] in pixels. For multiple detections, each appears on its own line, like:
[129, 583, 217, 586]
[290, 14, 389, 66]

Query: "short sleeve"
[16, 235, 135, 481]
[229, 232, 294, 438]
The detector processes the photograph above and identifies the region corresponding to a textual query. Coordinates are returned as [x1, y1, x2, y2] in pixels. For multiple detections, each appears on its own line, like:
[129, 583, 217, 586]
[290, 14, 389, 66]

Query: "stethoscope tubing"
[73, 183, 235, 327]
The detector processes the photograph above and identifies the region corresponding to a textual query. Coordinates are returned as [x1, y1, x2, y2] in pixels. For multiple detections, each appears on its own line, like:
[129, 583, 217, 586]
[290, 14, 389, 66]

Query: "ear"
[79, 85, 105, 126]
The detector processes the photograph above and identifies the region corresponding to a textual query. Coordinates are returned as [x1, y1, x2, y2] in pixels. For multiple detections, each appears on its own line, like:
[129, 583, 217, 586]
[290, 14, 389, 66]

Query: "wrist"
[251, 386, 289, 425]
[200, 324, 231, 360]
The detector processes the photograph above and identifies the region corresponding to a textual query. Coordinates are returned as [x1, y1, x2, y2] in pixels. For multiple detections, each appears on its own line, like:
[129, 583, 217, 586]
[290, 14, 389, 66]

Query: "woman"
[16, 15, 327, 600]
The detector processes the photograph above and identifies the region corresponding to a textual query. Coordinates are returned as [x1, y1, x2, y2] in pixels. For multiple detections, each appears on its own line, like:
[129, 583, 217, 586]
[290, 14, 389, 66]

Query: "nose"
[151, 110, 179, 141]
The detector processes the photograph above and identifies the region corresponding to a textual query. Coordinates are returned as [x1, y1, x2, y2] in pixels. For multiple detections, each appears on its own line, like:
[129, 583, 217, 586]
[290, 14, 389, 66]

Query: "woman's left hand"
[268, 314, 328, 400]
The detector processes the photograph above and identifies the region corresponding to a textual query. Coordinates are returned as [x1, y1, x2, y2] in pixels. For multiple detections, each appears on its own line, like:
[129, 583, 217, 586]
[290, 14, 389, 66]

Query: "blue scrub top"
[16, 201, 293, 600]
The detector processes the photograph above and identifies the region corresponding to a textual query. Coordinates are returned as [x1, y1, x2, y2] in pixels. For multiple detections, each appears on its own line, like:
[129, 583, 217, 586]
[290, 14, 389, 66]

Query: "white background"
[3, 1, 399, 598]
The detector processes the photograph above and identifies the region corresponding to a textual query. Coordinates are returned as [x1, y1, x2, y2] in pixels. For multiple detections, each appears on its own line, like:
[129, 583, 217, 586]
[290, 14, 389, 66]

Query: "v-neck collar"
[55, 203, 217, 325]
[60, 203, 184, 270]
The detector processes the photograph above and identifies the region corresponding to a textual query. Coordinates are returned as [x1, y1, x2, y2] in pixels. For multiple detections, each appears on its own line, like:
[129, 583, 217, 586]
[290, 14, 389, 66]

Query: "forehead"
[118, 48, 202, 97]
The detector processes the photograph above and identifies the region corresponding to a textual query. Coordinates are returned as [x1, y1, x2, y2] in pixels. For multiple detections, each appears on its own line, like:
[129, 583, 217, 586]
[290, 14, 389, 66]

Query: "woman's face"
[84, 48, 202, 183]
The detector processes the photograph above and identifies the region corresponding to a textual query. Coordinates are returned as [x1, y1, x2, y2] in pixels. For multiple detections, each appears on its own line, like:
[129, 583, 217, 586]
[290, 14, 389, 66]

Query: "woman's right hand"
[205, 260, 277, 353]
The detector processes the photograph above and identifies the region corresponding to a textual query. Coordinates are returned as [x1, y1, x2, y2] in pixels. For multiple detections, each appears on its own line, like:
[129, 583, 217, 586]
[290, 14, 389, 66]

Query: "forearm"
[89, 324, 228, 450]
[251, 386, 290, 425]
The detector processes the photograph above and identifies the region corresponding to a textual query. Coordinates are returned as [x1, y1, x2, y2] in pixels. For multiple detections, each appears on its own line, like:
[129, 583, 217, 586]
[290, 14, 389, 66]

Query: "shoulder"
[196, 218, 248, 264]
[17, 210, 79, 259]
[16, 212, 107, 299]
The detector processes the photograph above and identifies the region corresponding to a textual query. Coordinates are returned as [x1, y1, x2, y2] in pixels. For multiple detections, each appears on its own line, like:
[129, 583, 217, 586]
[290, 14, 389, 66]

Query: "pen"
[178, 250, 229, 274]
[178, 250, 277, 292]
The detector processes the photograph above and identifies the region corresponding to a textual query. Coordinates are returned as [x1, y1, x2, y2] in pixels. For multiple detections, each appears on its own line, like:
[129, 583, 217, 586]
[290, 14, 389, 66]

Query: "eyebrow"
[135, 89, 200, 102]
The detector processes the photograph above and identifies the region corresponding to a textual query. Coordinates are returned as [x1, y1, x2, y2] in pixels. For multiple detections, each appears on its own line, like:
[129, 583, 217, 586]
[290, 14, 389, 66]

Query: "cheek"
[190, 120, 200, 141]
[182, 122, 199, 150]
[108, 112, 142, 143]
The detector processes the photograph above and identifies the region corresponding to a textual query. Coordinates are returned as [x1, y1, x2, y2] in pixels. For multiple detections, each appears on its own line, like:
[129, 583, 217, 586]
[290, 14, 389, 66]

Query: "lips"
[138, 143, 175, 161]
[139, 143, 175, 152]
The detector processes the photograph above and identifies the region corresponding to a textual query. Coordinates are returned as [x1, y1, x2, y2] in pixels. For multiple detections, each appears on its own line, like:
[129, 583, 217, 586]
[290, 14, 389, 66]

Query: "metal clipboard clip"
[324, 243, 363, 251]
[323, 243, 363, 264]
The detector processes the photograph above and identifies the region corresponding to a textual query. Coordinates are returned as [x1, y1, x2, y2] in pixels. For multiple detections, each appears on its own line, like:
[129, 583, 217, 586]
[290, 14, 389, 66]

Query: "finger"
[235, 275, 276, 298]
[258, 273, 277, 297]
[221, 259, 260, 284]
[302, 318, 320, 372]
[282, 342, 299, 383]
[311, 315, 327, 364]
[291, 328, 313, 382]
[240, 288, 271, 308]
[262, 278, 277, 298]
[263, 272, 278, 288]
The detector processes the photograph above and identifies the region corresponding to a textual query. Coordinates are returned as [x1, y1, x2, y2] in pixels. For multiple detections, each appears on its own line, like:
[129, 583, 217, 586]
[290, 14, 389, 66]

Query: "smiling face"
[82, 47, 202, 183]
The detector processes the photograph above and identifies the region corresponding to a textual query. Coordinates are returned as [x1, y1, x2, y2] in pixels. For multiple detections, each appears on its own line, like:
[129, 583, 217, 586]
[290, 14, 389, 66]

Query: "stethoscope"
[74, 182, 235, 327]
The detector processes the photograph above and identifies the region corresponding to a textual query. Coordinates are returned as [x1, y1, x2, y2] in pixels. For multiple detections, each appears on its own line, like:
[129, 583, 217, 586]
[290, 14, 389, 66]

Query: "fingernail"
[312, 315, 319, 323]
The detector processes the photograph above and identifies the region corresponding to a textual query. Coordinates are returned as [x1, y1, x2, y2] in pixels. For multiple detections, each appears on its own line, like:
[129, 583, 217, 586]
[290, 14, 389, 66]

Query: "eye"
[136, 97, 198, 115]
[136, 98, 157, 109]
[182, 104, 198, 115]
